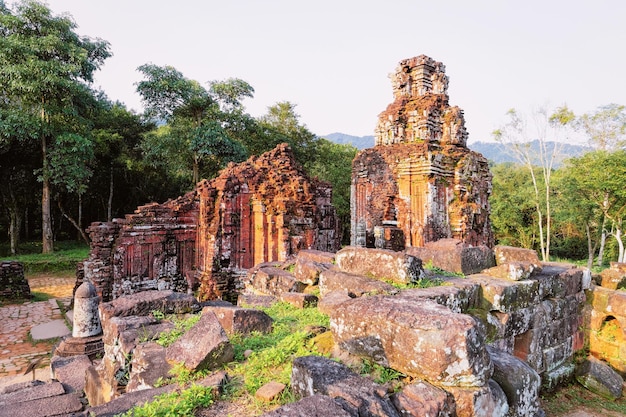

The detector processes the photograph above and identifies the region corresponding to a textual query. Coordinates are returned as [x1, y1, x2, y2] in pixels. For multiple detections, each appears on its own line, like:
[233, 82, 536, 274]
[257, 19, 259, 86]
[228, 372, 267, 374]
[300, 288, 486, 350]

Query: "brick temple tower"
[351, 55, 493, 250]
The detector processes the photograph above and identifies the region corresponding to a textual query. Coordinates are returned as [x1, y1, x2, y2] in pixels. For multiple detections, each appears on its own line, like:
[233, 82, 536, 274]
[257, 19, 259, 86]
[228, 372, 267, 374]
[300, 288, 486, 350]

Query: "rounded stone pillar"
[72, 281, 102, 338]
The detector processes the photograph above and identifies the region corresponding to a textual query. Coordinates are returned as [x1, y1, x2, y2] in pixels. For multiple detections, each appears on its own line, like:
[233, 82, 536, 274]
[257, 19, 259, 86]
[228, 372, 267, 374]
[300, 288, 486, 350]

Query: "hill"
[322, 132, 375, 150]
[322, 133, 591, 165]
[469, 140, 591, 165]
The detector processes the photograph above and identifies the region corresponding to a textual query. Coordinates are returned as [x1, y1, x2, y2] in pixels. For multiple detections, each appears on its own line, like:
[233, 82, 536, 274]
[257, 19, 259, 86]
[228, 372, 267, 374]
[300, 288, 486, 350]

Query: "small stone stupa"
[351, 55, 493, 250]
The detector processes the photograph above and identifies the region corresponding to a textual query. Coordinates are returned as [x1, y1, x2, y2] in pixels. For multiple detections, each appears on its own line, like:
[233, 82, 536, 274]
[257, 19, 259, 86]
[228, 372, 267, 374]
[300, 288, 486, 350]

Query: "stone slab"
[50, 354, 92, 393]
[260, 394, 352, 417]
[0, 380, 65, 406]
[0, 392, 82, 417]
[29, 319, 70, 341]
[330, 295, 492, 387]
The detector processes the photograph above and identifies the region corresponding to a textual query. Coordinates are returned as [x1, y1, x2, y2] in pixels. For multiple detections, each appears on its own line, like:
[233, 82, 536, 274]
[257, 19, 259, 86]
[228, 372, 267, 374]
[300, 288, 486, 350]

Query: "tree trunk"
[585, 223, 596, 270]
[616, 228, 625, 263]
[107, 164, 114, 222]
[41, 133, 54, 254]
[58, 200, 90, 244]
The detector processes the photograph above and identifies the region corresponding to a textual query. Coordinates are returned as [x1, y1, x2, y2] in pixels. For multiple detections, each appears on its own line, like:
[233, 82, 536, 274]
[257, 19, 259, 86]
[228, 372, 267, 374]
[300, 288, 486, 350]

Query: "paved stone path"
[0, 275, 73, 379]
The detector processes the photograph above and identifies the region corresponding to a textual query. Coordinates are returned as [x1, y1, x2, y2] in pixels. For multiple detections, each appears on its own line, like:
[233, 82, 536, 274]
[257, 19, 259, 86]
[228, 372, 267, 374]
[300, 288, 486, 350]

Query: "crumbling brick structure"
[351, 55, 493, 250]
[81, 144, 340, 302]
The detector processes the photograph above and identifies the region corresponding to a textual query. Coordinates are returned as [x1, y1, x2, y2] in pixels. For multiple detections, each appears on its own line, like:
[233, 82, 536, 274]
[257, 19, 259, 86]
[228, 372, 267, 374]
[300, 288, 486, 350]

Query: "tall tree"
[136, 65, 251, 185]
[578, 104, 626, 151]
[493, 105, 575, 261]
[0, 0, 110, 252]
[577, 103, 626, 264]
[559, 150, 626, 264]
[308, 139, 358, 244]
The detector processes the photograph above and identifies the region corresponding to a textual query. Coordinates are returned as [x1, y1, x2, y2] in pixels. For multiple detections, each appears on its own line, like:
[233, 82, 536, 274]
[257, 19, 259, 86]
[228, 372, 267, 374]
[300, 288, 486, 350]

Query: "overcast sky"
[41, 0, 626, 143]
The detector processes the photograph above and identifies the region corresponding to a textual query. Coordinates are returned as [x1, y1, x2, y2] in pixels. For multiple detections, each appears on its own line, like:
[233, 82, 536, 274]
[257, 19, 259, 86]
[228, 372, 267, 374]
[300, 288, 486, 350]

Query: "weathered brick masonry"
[80, 144, 340, 302]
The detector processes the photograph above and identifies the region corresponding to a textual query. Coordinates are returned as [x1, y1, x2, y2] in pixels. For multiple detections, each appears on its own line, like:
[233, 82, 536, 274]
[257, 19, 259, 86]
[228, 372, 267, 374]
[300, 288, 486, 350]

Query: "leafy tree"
[558, 150, 626, 264]
[257, 102, 317, 166]
[576, 103, 626, 264]
[0, 0, 110, 252]
[90, 99, 155, 221]
[136, 64, 251, 185]
[493, 105, 575, 261]
[578, 104, 626, 151]
[489, 163, 539, 248]
[308, 139, 358, 244]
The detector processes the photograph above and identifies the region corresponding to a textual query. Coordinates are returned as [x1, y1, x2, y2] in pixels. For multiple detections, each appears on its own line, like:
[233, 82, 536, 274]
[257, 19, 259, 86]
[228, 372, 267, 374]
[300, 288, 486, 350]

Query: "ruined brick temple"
[352, 55, 493, 250]
[81, 144, 340, 301]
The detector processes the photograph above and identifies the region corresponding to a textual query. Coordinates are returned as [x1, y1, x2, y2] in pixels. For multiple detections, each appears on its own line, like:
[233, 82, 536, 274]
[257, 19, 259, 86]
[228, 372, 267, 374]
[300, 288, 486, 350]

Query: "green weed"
[155, 314, 201, 347]
[120, 384, 214, 417]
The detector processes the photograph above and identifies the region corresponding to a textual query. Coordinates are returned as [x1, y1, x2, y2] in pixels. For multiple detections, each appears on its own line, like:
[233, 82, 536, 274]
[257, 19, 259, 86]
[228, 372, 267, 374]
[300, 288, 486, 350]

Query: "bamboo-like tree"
[493, 105, 575, 261]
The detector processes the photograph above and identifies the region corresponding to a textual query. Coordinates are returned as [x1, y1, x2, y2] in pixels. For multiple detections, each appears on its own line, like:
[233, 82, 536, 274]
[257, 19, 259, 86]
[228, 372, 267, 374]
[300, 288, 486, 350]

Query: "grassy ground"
[0, 240, 89, 273]
[541, 381, 626, 416]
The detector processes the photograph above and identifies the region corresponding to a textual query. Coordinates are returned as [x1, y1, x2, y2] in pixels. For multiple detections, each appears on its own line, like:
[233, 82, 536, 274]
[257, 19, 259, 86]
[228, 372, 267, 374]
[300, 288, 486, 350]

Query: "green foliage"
[541, 382, 626, 415]
[227, 302, 329, 395]
[120, 384, 214, 417]
[359, 359, 405, 386]
[490, 163, 539, 249]
[307, 139, 358, 244]
[154, 314, 201, 347]
[0, 240, 89, 272]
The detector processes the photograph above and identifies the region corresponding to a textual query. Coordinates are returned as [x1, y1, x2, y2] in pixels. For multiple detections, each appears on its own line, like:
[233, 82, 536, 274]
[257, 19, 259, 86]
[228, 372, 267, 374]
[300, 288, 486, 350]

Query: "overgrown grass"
[153, 314, 201, 347]
[0, 240, 89, 273]
[541, 381, 626, 415]
[119, 384, 215, 417]
[227, 302, 329, 396]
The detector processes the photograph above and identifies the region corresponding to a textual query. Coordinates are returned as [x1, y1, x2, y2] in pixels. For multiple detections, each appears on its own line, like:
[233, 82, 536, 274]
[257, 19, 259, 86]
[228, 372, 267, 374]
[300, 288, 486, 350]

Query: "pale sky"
[40, 0, 626, 143]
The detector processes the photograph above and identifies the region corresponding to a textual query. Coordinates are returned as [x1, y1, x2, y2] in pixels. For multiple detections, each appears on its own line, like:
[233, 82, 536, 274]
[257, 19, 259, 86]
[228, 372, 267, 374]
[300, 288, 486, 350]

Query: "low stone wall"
[585, 262, 626, 375]
[0, 260, 30, 300]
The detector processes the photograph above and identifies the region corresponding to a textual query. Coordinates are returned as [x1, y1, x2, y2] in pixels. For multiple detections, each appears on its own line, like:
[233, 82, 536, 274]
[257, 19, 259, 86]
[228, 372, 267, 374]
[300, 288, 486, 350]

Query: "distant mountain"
[322, 134, 590, 165]
[469, 140, 591, 166]
[322, 132, 375, 150]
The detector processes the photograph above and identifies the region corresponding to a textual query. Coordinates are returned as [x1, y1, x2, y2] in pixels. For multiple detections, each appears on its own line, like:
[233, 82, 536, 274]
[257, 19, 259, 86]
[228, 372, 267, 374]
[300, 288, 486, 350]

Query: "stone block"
[576, 356, 624, 400]
[0, 380, 65, 406]
[494, 245, 541, 269]
[127, 342, 172, 392]
[541, 362, 575, 392]
[484, 262, 537, 281]
[319, 268, 398, 298]
[598, 263, 626, 289]
[294, 257, 332, 286]
[391, 380, 456, 416]
[50, 354, 92, 393]
[0, 392, 82, 417]
[296, 249, 336, 264]
[201, 305, 273, 335]
[330, 295, 492, 387]
[397, 278, 481, 313]
[237, 293, 277, 308]
[280, 292, 318, 308]
[488, 347, 542, 417]
[335, 246, 423, 284]
[446, 380, 509, 417]
[317, 290, 353, 315]
[165, 310, 234, 371]
[255, 381, 286, 402]
[406, 238, 495, 275]
[260, 394, 352, 417]
[470, 275, 540, 313]
[291, 355, 400, 417]
[84, 384, 176, 417]
[249, 266, 307, 297]
[543, 336, 574, 373]
[85, 362, 119, 406]
[99, 290, 199, 322]
[0, 260, 30, 300]
[196, 370, 230, 396]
